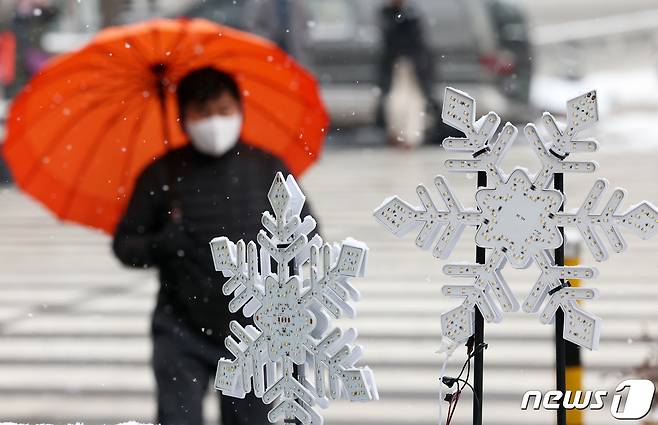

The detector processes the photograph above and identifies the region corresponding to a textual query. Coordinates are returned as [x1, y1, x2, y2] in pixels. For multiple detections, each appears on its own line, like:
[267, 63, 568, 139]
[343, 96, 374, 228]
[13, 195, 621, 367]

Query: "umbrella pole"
[155, 68, 171, 151]
[152, 63, 175, 155]
[155, 68, 182, 221]
[291, 254, 304, 425]
[275, 245, 304, 425]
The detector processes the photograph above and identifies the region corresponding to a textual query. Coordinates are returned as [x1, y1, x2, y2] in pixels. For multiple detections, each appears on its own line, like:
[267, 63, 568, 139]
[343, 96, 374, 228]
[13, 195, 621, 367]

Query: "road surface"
[1, 128, 657, 424]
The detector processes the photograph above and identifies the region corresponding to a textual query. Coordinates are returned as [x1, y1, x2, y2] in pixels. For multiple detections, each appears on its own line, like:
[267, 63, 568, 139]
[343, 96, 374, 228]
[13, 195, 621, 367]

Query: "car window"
[306, 0, 357, 41]
[357, 0, 478, 50]
[415, 0, 477, 50]
[182, 0, 245, 29]
[487, 0, 528, 44]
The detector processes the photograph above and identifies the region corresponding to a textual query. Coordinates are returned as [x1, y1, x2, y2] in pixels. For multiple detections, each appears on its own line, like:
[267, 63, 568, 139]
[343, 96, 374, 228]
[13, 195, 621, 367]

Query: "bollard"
[565, 229, 583, 425]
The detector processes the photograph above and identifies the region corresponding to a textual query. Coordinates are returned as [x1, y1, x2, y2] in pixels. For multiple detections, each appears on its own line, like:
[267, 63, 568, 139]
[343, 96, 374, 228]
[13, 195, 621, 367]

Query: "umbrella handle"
[170, 203, 183, 224]
[154, 63, 185, 225]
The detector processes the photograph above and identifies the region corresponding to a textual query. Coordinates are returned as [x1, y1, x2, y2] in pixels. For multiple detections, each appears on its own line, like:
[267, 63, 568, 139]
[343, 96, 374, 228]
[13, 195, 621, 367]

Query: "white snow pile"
[532, 67, 658, 151]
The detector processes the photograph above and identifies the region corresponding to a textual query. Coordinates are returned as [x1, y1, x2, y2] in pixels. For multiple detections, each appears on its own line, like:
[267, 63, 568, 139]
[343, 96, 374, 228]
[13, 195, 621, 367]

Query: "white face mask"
[185, 114, 243, 156]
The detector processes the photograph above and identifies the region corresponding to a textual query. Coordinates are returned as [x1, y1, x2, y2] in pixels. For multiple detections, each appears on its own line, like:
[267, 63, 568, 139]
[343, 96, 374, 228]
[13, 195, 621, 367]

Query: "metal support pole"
[292, 361, 305, 425]
[277, 245, 304, 425]
[565, 236, 584, 425]
[473, 170, 487, 425]
[554, 172, 567, 425]
[291, 256, 304, 425]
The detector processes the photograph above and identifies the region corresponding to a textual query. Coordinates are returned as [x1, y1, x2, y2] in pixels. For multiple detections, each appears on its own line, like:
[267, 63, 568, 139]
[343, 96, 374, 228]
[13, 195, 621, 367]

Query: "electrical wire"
[446, 390, 459, 424]
[445, 356, 470, 425]
[442, 341, 487, 424]
[437, 350, 451, 424]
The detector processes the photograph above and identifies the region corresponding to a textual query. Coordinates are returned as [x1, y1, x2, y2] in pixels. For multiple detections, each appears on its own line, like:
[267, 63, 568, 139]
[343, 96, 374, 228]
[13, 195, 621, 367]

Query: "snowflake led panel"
[374, 87, 658, 351]
[210, 172, 378, 425]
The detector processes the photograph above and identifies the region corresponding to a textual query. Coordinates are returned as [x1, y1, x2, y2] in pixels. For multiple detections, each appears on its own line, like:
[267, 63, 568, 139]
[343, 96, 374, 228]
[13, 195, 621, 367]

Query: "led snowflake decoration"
[210, 172, 378, 425]
[374, 87, 658, 351]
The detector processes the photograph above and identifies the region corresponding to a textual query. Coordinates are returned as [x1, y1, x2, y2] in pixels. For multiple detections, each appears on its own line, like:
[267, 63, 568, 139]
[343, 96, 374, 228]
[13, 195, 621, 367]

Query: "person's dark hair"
[176, 67, 241, 122]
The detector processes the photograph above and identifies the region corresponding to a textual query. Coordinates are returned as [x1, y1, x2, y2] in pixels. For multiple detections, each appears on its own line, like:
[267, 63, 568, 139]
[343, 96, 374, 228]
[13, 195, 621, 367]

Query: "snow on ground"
[532, 67, 658, 152]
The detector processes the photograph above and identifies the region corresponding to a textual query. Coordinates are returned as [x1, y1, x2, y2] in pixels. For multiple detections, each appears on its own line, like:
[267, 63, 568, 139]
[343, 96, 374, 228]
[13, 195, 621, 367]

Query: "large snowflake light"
[210, 172, 378, 425]
[374, 87, 658, 351]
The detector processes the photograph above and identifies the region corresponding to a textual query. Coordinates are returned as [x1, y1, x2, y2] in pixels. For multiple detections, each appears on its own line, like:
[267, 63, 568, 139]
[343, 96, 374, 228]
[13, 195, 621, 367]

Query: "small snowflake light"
[374, 87, 658, 351]
[210, 172, 378, 425]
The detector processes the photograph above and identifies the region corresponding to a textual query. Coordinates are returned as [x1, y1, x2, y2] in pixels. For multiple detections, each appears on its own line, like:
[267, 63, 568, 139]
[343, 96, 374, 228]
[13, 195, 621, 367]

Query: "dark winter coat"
[112, 142, 316, 343]
[378, 4, 436, 96]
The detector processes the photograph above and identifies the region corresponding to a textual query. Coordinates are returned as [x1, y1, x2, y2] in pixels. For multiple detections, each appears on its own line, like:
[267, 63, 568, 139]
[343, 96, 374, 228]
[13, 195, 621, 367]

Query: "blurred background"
[1, 0, 658, 424]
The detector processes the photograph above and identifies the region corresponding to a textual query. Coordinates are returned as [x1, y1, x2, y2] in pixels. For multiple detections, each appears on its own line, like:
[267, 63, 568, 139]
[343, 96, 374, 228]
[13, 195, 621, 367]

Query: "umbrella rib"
[58, 96, 145, 219]
[6, 79, 148, 143]
[247, 97, 301, 139]
[166, 49, 252, 81]
[16, 91, 143, 190]
[166, 31, 217, 71]
[124, 34, 158, 69]
[91, 45, 145, 74]
[28, 61, 93, 83]
[14, 61, 149, 108]
[174, 50, 318, 108]
[152, 26, 162, 57]
[21, 64, 131, 92]
[159, 22, 194, 69]
[230, 68, 317, 108]
[117, 98, 155, 193]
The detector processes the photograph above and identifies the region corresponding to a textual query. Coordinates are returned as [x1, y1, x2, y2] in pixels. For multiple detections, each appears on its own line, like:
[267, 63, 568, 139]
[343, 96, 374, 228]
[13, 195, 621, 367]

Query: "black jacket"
[378, 4, 436, 96]
[112, 142, 317, 343]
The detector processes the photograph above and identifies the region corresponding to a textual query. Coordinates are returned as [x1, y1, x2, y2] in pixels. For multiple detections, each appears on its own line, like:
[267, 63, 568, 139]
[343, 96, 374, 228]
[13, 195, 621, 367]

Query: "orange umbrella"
[3, 18, 329, 233]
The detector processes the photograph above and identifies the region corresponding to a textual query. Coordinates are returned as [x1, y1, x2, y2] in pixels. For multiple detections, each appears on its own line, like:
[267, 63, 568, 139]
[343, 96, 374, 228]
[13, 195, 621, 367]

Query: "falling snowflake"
[210, 172, 378, 425]
[374, 87, 658, 351]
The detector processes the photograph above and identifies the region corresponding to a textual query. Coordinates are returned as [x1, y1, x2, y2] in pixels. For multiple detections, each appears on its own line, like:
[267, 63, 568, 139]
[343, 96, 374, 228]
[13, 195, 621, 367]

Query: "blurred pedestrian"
[244, 0, 312, 66]
[0, 0, 16, 185]
[0, 31, 15, 178]
[0, 11, 15, 95]
[0, 0, 13, 29]
[99, 0, 128, 28]
[9, 0, 57, 96]
[113, 67, 317, 425]
[377, 0, 436, 148]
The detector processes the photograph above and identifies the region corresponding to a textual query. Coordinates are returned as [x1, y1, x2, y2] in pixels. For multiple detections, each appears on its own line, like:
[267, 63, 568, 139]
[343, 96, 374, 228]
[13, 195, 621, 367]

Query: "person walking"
[112, 67, 317, 425]
[9, 0, 57, 95]
[377, 0, 437, 148]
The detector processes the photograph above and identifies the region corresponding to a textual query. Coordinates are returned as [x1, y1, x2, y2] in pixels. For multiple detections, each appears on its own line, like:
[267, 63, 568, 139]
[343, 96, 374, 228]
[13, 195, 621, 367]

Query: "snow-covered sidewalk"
[533, 68, 658, 152]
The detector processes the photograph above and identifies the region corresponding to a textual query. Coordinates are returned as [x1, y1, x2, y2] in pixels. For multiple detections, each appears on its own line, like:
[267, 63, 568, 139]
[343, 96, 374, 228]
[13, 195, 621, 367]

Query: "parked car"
[486, 0, 533, 104]
[180, 0, 535, 127]
[38, 0, 534, 129]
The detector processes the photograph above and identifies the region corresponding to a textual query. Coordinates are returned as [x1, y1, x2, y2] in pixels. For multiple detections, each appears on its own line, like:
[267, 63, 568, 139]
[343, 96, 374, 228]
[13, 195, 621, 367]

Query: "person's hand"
[151, 220, 196, 264]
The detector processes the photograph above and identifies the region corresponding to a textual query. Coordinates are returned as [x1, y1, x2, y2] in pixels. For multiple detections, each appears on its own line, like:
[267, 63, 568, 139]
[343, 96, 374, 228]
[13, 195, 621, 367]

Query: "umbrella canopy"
[3, 18, 328, 233]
